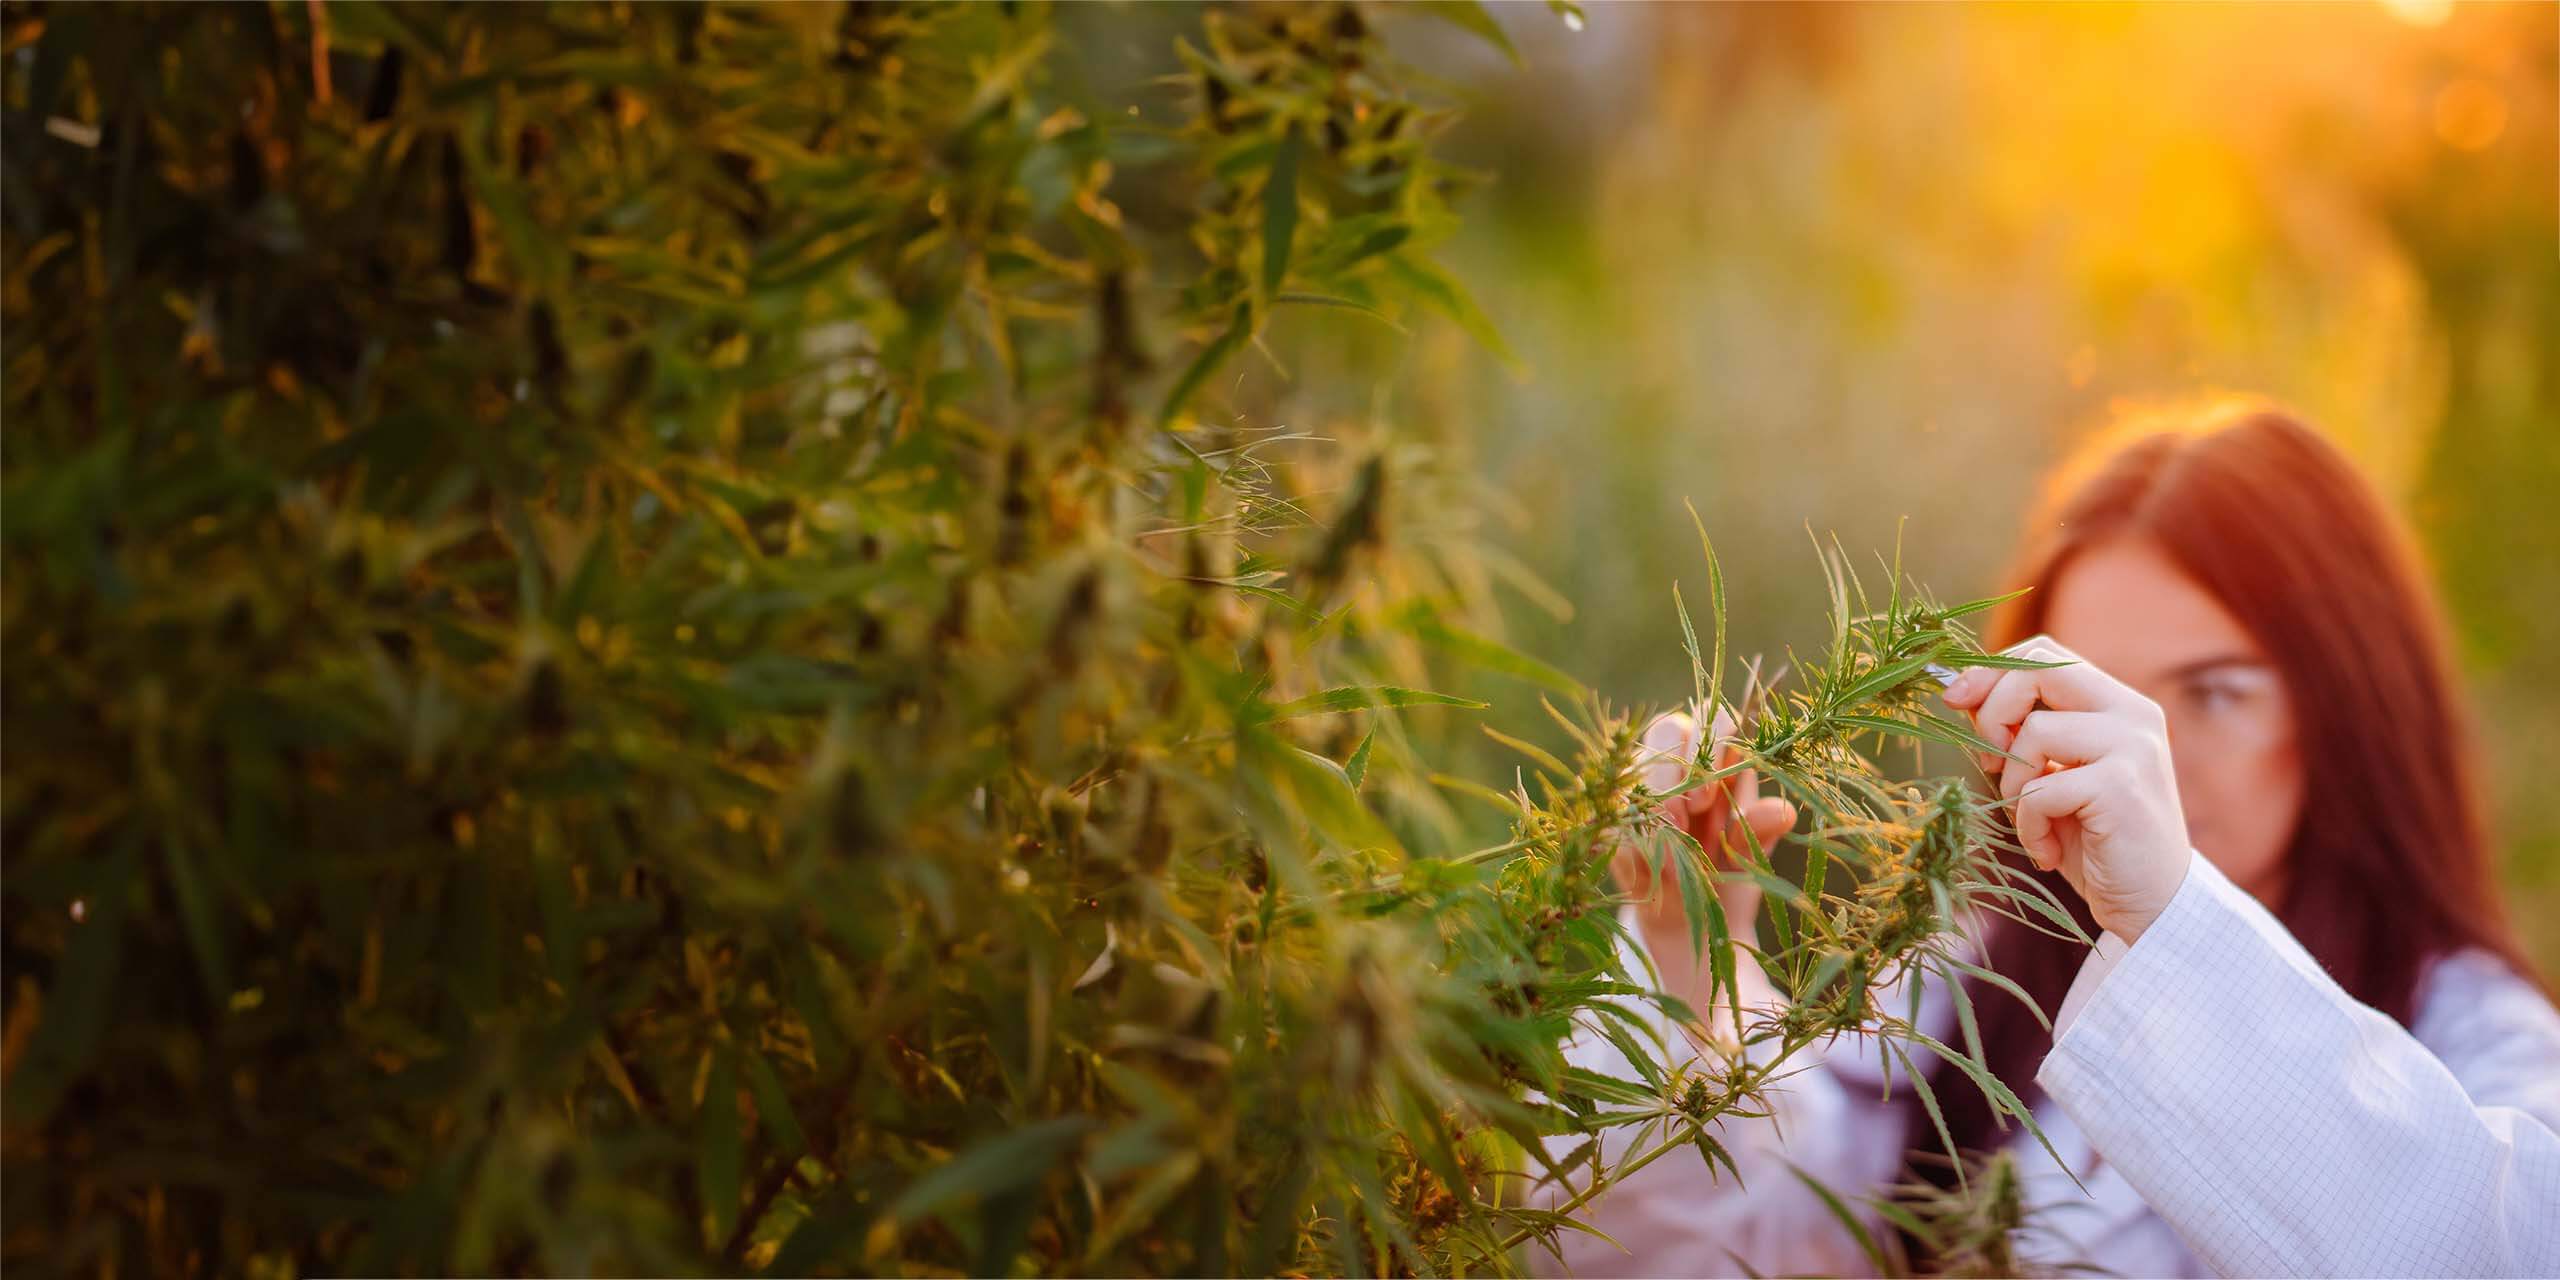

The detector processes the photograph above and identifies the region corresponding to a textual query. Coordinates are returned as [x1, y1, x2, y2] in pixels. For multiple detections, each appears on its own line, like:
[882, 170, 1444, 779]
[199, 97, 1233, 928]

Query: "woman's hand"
[1939, 635, 2196, 942]
[1611, 709, 1797, 1011]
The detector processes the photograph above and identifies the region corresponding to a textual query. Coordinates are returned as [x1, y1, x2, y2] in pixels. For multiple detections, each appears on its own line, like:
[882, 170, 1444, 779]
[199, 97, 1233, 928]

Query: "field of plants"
[6, 2, 2552, 1276]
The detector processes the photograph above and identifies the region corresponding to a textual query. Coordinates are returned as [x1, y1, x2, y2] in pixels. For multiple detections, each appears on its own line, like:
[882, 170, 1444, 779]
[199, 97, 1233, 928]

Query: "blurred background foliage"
[5, 0, 2555, 1276]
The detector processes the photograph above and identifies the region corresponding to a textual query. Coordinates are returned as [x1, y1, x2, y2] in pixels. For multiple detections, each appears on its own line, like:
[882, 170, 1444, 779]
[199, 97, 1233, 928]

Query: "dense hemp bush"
[1, 1, 2081, 1274]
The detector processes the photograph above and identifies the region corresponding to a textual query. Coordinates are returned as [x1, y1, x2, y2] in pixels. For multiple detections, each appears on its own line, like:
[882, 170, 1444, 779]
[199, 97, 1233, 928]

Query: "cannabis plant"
[1480, 525, 2088, 1269]
[2, 2, 2070, 1275]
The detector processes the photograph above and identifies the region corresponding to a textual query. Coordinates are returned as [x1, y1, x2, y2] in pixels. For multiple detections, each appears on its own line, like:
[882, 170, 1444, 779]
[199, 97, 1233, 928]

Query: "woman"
[1554, 399, 2560, 1277]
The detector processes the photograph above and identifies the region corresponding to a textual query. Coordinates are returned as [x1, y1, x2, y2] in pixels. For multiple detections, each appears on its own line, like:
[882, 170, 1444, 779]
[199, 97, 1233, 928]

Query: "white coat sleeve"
[2037, 851, 2560, 1278]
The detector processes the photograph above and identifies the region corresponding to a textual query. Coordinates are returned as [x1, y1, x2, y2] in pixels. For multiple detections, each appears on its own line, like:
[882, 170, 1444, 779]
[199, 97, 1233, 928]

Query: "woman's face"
[2043, 537, 2304, 904]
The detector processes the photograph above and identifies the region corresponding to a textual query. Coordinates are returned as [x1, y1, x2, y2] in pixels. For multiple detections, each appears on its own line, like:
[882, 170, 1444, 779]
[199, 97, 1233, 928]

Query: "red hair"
[1907, 397, 2540, 1196]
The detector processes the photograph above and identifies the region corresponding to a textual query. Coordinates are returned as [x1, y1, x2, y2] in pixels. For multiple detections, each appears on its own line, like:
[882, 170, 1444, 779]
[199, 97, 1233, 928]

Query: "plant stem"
[1494, 1130, 1693, 1253]
[1287, 762, 1753, 920]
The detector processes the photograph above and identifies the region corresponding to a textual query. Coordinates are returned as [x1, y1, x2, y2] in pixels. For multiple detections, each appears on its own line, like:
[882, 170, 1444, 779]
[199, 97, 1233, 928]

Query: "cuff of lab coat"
[2044, 851, 2304, 1090]
[2052, 927, 2131, 1040]
[2048, 848, 2200, 1043]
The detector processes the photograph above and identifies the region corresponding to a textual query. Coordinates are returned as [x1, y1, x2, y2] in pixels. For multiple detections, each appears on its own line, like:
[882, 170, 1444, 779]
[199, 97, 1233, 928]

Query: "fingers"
[1639, 705, 1745, 786]
[1682, 772, 1794, 870]
[1638, 710, 1698, 794]
[1625, 707, 1716, 902]
[1614, 844, 1687, 922]
[1640, 703, 1788, 878]
[1942, 635, 2143, 771]
[1970, 639, 2086, 755]
[1639, 708, 1718, 858]
[1726, 755, 1759, 833]
[1618, 793, 1793, 889]
[1995, 709, 2115, 803]
[1742, 795, 1797, 857]
[2007, 635, 2141, 712]
[1969, 668, 2045, 760]
[1939, 663, 1997, 708]
[1670, 745, 1742, 841]
[2015, 761, 2104, 879]
[1686, 753, 1762, 860]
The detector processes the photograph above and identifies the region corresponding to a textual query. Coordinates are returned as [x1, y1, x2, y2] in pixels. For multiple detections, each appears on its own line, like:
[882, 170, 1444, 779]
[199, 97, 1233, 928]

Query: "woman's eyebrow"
[2159, 654, 2269, 682]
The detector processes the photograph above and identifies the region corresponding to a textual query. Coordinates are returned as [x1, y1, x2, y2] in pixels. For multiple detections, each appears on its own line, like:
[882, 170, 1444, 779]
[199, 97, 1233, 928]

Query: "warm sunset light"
[2435, 77, 2511, 150]
[2382, 0, 2456, 27]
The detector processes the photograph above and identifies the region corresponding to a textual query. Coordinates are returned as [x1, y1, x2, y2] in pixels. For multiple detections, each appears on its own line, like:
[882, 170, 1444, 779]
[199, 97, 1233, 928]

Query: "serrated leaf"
[1415, 0, 1523, 66]
[1386, 255, 1520, 370]
[1344, 727, 1375, 787]
[1082, 1150, 1203, 1267]
[1558, 1065, 1656, 1108]
[1274, 291, 1407, 331]
[1261, 130, 1299, 299]
[1685, 500, 1727, 730]
[1941, 651, 2074, 672]
[1940, 585, 2033, 620]
[1889, 1039, 1965, 1193]
[699, 1049, 741, 1245]
[1905, 1028, 2084, 1195]
[1158, 301, 1252, 427]
[1664, 823, 1712, 980]
[1704, 884, 1739, 1041]
[1787, 1162, 1894, 1275]
[743, 1050, 807, 1157]
[1833, 652, 1943, 709]
[1406, 614, 1580, 694]
[1939, 952, 2053, 1033]
[881, 1116, 1095, 1232]
[1674, 580, 1705, 724]
[1267, 685, 1487, 720]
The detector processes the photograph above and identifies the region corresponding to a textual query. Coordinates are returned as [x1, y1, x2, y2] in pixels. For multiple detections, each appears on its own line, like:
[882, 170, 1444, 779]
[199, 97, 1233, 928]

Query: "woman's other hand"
[1611, 709, 1797, 1008]
[1940, 635, 2196, 942]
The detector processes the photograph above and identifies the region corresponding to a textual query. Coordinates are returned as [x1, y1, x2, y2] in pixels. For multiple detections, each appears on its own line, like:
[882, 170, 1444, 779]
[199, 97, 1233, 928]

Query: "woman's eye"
[2184, 674, 2261, 714]
[2165, 664, 2287, 747]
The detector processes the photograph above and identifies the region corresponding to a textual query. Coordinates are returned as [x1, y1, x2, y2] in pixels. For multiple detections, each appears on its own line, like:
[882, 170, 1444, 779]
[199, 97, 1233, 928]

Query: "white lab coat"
[1539, 851, 2560, 1277]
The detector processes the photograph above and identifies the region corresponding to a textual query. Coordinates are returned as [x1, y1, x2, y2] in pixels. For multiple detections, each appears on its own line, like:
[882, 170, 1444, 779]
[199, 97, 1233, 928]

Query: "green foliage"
[1799, 1150, 2062, 1280]
[1, 2, 2069, 1275]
